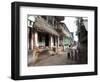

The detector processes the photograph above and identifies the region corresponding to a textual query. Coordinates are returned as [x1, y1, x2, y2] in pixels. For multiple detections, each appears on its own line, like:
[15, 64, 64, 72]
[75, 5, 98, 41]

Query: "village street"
[27, 16, 88, 66]
[28, 49, 78, 66]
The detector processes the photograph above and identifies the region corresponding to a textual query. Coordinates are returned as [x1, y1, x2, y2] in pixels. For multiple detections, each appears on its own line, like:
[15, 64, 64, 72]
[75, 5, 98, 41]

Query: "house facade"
[76, 17, 88, 64]
[27, 15, 72, 55]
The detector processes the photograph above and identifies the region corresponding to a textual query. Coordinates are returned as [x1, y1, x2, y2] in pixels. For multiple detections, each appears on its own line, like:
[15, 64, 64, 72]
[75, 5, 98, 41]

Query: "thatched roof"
[34, 16, 59, 36]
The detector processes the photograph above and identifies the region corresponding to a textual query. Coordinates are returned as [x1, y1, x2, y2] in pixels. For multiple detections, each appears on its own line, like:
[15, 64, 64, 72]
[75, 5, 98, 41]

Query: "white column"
[31, 34, 33, 49]
[27, 28, 29, 50]
[55, 37, 58, 53]
[56, 37, 60, 54]
[50, 36, 53, 49]
[63, 37, 65, 50]
[35, 32, 39, 47]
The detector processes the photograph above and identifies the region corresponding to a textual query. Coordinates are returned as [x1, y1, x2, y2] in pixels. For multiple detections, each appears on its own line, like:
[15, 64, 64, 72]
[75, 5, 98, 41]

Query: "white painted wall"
[0, 0, 99, 82]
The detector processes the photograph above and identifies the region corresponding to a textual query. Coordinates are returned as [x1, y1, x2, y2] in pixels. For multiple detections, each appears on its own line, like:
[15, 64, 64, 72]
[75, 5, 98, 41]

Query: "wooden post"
[57, 37, 59, 48]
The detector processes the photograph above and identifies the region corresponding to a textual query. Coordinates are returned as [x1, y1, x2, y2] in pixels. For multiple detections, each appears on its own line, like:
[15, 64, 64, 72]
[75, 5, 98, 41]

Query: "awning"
[34, 16, 59, 36]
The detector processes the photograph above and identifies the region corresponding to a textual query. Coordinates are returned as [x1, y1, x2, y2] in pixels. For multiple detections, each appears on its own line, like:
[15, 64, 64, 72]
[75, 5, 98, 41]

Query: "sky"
[62, 17, 78, 41]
